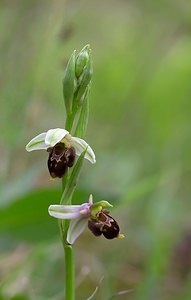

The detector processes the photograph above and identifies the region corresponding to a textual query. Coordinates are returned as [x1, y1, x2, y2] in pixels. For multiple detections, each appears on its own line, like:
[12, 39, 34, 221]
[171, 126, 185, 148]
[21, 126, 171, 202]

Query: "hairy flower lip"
[47, 143, 76, 178]
[26, 128, 96, 164]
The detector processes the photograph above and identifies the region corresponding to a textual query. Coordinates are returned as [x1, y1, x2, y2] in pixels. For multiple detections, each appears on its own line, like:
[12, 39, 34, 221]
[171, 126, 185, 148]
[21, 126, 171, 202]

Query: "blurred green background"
[1, 0, 191, 299]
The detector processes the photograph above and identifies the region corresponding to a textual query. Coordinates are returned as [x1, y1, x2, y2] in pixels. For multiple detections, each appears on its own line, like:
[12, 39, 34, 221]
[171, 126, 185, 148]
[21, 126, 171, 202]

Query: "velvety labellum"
[88, 210, 120, 239]
[47, 143, 76, 178]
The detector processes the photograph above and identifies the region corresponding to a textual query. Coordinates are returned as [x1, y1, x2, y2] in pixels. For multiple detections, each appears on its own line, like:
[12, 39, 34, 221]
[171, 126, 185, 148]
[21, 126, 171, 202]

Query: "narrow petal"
[67, 217, 88, 244]
[70, 137, 96, 164]
[48, 204, 82, 219]
[45, 128, 69, 147]
[89, 194, 93, 205]
[26, 132, 47, 152]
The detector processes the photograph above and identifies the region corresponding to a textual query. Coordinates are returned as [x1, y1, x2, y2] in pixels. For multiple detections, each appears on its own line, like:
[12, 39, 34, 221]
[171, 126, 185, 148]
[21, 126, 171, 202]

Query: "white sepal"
[70, 137, 96, 164]
[48, 204, 82, 219]
[26, 132, 47, 152]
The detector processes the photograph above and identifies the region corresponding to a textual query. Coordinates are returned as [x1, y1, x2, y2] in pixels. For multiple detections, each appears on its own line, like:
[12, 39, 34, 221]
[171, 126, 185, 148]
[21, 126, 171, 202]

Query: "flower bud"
[75, 47, 93, 105]
[63, 50, 76, 115]
[75, 45, 90, 78]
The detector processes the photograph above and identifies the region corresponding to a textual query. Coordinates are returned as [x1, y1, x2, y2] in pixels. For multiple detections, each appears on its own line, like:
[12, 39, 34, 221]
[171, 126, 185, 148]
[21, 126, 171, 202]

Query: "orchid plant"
[26, 45, 123, 300]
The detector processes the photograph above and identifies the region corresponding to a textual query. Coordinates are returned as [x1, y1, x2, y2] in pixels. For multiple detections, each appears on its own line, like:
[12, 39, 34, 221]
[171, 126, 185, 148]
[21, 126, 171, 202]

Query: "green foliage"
[63, 50, 76, 115]
[0, 189, 59, 243]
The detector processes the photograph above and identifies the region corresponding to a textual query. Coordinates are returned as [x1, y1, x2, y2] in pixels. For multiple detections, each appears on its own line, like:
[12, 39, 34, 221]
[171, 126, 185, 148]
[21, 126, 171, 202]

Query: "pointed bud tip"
[81, 44, 91, 52]
[89, 194, 93, 204]
[75, 45, 91, 78]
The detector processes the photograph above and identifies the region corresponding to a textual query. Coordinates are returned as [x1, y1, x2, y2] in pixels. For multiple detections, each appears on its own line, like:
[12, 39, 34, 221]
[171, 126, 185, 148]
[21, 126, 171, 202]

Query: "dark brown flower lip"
[64, 146, 76, 167]
[47, 142, 76, 178]
[88, 210, 120, 239]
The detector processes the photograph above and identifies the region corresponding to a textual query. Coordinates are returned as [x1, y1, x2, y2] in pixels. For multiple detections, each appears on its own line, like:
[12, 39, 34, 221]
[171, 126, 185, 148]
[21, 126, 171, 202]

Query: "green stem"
[60, 177, 75, 299]
[61, 91, 85, 300]
[58, 218, 75, 300]
[64, 244, 75, 300]
[65, 97, 79, 133]
[61, 104, 78, 299]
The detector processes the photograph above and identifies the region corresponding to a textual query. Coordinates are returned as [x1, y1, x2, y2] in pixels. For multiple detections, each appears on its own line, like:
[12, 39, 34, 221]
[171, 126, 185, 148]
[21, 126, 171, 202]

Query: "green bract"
[75, 50, 93, 105]
[63, 50, 76, 115]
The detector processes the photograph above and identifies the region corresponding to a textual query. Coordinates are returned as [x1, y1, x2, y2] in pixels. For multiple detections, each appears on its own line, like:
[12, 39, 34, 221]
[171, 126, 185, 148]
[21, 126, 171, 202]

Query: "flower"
[48, 195, 124, 244]
[26, 128, 96, 178]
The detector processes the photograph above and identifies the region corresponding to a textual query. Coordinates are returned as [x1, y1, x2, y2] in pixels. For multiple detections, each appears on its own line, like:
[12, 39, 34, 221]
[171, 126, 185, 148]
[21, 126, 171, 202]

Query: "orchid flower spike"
[48, 195, 124, 244]
[26, 128, 96, 178]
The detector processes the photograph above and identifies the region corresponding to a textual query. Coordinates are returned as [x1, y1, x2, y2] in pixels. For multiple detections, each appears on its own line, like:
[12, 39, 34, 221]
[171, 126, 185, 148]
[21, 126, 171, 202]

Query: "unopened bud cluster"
[63, 45, 93, 115]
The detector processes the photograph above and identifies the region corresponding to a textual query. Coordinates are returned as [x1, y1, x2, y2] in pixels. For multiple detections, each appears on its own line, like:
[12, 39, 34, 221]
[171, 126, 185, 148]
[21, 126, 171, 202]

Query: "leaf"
[0, 163, 44, 209]
[86, 276, 104, 300]
[0, 189, 59, 244]
[60, 150, 86, 205]
[107, 289, 133, 300]
[86, 286, 99, 300]
[63, 50, 76, 115]
[0, 188, 87, 245]
[75, 84, 90, 139]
